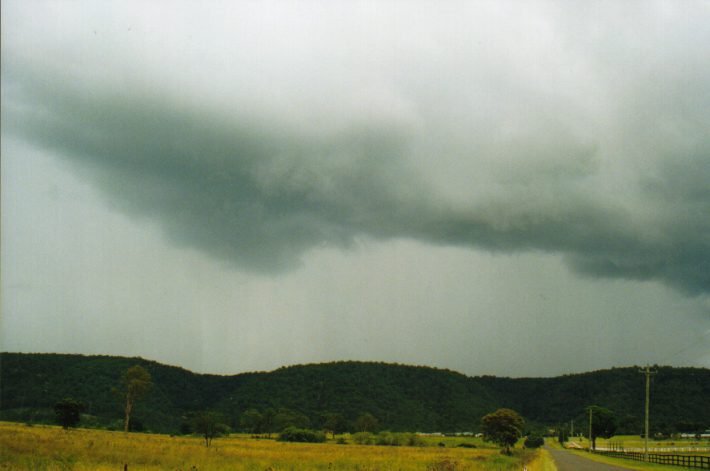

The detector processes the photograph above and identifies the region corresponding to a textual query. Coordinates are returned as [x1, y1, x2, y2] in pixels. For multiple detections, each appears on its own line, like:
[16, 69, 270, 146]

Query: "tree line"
[53, 365, 385, 446]
[50, 363, 683, 456]
[55, 364, 548, 454]
[3, 353, 708, 436]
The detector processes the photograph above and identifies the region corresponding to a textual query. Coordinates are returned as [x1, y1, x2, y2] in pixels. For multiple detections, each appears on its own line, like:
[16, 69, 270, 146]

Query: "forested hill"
[1, 352, 708, 435]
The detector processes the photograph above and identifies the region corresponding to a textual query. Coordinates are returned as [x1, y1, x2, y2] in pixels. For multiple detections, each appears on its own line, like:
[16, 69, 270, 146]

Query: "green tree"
[273, 408, 310, 431]
[322, 412, 347, 438]
[261, 408, 277, 438]
[481, 408, 525, 455]
[240, 408, 264, 435]
[587, 405, 617, 450]
[193, 411, 230, 447]
[278, 426, 326, 443]
[354, 412, 379, 432]
[53, 397, 85, 429]
[120, 365, 152, 433]
[524, 433, 544, 448]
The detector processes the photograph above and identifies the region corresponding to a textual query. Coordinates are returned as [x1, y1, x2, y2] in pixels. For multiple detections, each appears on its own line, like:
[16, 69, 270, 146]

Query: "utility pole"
[588, 407, 593, 451]
[640, 365, 657, 461]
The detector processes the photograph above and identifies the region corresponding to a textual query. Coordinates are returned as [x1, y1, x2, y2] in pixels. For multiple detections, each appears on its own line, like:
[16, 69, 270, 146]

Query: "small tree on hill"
[54, 397, 85, 429]
[120, 365, 152, 433]
[481, 408, 525, 455]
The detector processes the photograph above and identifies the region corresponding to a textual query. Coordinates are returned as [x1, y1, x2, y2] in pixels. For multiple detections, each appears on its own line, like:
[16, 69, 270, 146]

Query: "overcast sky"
[2, 0, 709, 378]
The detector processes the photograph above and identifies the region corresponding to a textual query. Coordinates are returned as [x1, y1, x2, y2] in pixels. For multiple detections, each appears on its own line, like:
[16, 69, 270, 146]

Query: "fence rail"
[592, 449, 710, 469]
[598, 444, 710, 453]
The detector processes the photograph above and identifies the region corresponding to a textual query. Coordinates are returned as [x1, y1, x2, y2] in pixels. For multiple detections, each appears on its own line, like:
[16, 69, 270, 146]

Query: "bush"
[336, 436, 348, 444]
[128, 419, 144, 432]
[376, 431, 402, 446]
[352, 431, 375, 445]
[278, 427, 326, 443]
[524, 434, 544, 448]
[405, 433, 426, 447]
[352, 431, 426, 447]
[457, 442, 477, 448]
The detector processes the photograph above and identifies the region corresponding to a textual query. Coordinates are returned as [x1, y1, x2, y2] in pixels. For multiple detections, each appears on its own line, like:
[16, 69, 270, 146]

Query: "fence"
[592, 449, 710, 469]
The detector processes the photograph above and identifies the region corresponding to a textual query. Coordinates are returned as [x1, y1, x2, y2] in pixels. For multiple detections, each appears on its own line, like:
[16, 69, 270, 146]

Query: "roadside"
[546, 440, 697, 471]
[526, 447, 557, 471]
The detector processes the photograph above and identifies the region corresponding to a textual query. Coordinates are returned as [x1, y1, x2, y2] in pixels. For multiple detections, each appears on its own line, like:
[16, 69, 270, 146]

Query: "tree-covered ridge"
[1, 353, 708, 435]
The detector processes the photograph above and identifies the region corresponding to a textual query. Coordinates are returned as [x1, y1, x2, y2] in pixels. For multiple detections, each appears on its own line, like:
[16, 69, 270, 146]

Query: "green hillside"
[1, 353, 708, 435]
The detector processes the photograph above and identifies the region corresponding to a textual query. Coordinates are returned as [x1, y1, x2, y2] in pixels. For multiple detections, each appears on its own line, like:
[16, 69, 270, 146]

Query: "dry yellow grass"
[0, 422, 541, 470]
[522, 447, 556, 471]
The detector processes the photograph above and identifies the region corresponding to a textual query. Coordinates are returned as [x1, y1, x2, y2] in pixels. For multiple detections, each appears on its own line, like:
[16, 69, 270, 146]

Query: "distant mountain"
[1, 352, 708, 435]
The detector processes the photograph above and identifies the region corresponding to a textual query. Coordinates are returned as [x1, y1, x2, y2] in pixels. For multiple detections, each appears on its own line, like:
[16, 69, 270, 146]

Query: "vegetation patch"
[278, 426, 326, 443]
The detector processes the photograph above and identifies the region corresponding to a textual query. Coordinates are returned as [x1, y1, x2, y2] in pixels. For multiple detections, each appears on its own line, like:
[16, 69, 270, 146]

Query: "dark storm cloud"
[2, 57, 430, 272]
[2, 1, 709, 295]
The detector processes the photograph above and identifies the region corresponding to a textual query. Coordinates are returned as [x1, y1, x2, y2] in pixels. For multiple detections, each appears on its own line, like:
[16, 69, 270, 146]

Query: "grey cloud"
[2, 2, 709, 295]
[3, 59, 429, 272]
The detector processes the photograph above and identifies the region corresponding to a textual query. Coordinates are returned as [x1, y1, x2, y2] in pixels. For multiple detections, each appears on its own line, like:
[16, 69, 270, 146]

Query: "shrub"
[352, 431, 375, 445]
[278, 426, 326, 443]
[352, 431, 425, 447]
[405, 433, 426, 447]
[457, 442, 477, 448]
[376, 432, 402, 446]
[524, 434, 544, 448]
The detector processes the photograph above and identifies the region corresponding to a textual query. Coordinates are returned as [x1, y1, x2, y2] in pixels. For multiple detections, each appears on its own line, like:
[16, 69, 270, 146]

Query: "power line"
[658, 329, 710, 365]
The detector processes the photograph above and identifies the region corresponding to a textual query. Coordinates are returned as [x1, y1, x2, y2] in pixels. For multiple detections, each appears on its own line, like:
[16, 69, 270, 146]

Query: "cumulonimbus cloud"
[2, 1, 709, 295]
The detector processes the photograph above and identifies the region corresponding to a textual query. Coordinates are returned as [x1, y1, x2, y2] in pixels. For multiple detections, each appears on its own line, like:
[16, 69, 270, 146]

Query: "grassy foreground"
[0, 422, 545, 471]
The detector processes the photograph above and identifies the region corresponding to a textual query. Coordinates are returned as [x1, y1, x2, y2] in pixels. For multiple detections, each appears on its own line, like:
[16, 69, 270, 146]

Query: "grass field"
[0, 422, 545, 470]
